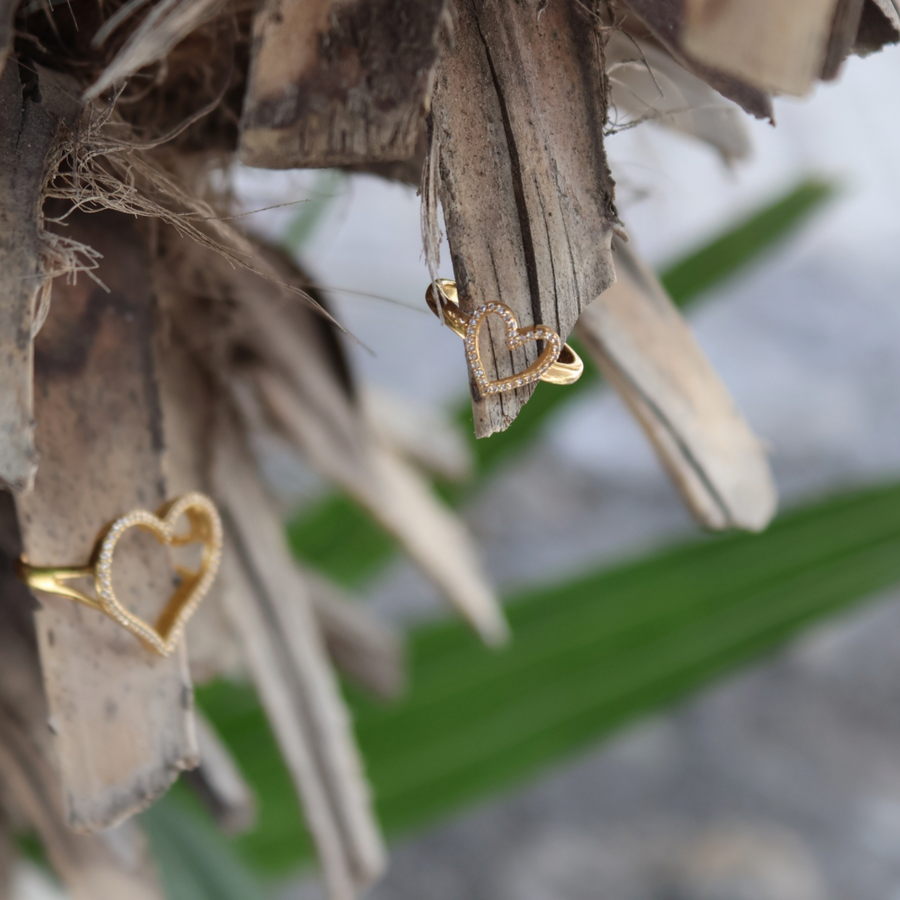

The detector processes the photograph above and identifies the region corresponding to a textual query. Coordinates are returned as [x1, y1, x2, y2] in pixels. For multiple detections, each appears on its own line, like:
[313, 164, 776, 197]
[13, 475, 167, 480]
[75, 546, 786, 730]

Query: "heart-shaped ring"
[16, 492, 222, 657]
[425, 279, 583, 392]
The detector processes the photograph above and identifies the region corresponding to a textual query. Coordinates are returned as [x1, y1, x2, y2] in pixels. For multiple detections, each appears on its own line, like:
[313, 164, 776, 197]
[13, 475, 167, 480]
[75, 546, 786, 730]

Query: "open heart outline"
[464, 302, 563, 396]
[92, 492, 222, 656]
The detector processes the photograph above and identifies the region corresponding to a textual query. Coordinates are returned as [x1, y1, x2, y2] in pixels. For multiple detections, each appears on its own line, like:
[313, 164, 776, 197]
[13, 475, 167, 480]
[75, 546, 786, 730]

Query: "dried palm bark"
[429, 0, 619, 437]
[240, 0, 450, 167]
[0, 0, 895, 897]
[17, 211, 198, 833]
[577, 240, 777, 531]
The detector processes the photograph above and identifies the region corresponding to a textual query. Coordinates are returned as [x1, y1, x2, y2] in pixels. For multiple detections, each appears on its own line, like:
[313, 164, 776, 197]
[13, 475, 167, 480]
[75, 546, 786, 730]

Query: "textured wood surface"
[431, 0, 618, 437]
[16, 212, 198, 832]
[0, 64, 80, 493]
[577, 241, 777, 532]
[683, 0, 841, 95]
[240, 0, 449, 168]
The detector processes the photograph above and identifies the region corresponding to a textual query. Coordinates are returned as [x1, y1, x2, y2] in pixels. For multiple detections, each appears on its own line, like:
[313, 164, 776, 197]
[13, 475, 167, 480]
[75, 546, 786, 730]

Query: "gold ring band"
[16, 492, 222, 657]
[426, 279, 583, 390]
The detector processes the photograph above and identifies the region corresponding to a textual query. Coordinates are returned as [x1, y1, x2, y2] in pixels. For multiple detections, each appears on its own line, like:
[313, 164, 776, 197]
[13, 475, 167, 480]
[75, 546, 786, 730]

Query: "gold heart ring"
[16, 492, 223, 657]
[425, 279, 583, 393]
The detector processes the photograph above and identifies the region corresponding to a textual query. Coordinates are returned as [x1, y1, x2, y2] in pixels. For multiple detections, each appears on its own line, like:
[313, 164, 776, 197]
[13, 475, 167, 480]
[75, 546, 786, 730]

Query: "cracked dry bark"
[16, 212, 198, 833]
[430, 0, 619, 438]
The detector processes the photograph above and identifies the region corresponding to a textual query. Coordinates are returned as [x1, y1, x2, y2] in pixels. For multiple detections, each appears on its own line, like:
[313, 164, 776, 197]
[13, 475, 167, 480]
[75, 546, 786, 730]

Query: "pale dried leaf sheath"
[304, 566, 405, 700]
[432, 0, 618, 437]
[16, 212, 198, 832]
[576, 241, 777, 532]
[683, 0, 841, 95]
[0, 65, 80, 493]
[215, 419, 385, 899]
[239, 0, 450, 167]
[620, 0, 774, 120]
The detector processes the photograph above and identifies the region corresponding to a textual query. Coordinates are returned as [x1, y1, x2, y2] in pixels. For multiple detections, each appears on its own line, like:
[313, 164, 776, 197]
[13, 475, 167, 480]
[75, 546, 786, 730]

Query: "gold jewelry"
[16, 493, 222, 657]
[426, 279, 583, 393]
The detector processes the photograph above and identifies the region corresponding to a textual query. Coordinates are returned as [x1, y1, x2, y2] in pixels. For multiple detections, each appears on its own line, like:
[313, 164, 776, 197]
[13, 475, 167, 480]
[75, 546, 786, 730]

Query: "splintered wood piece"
[239, 0, 450, 168]
[682, 0, 841, 95]
[184, 713, 256, 834]
[0, 64, 80, 493]
[432, 0, 618, 437]
[576, 240, 777, 532]
[16, 212, 198, 832]
[854, 0, 900, 54]
[606, 32, 750, 163]
[214, 420, 384, 899]
[619, 0, 774, 120]
[304, 566, 405, 700]
[256, 369, 509, 645]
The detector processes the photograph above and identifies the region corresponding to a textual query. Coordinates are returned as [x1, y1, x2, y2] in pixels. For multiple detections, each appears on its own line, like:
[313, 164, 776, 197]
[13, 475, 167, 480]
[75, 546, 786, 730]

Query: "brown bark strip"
[682, 0, 841, 95]
[619, 0, 774, 120]
[576, 241, 777, 532]
[239, 0, 450, 168]
[16, 211, 198, 833]
[432, 0, 619, 437]
[0, 63, 80, 493]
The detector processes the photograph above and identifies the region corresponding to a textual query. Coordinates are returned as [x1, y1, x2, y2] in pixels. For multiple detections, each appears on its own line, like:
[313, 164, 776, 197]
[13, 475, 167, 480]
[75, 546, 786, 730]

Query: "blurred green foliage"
[197, 479, 900, 875]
